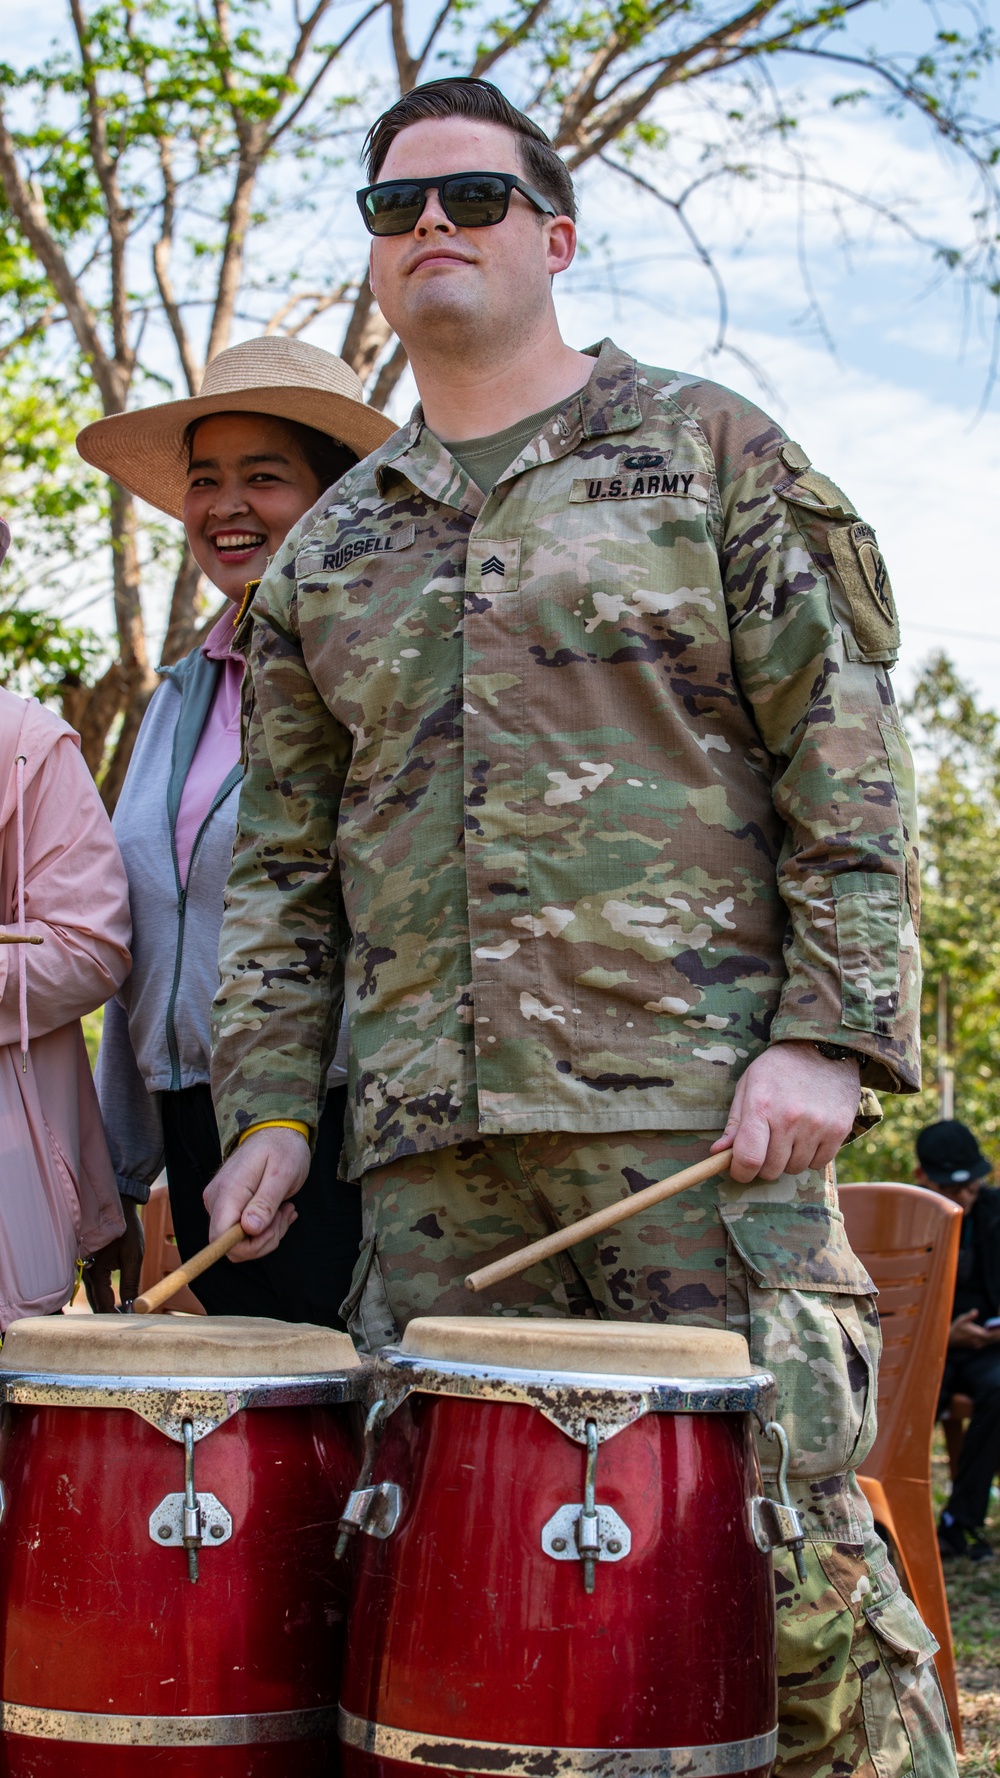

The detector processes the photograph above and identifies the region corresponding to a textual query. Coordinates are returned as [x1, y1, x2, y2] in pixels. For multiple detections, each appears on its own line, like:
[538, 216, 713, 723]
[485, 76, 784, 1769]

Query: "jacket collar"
[373, 338, 643, 512]
[159, 646, 225, 833]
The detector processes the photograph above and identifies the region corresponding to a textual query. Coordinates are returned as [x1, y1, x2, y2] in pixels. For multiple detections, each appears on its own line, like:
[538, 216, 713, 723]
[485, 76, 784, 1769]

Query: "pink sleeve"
[0, 737, 132, 1046]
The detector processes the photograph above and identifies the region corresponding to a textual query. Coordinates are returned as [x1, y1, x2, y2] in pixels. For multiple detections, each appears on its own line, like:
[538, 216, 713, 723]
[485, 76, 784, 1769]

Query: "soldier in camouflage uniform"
[208, 78, 956, 1778]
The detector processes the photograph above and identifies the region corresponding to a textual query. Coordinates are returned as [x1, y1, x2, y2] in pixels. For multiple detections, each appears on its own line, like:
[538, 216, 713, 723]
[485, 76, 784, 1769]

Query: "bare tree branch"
[160, 544, 210, 665]
[390, 0, 419, 93]
[472, 0, 554, 78]
[269, 0, 387, 145]
[341, 268, 393, 378]
[150, 130, 203, 394]
[67, 0, 134, 379]
[599, 153, 730, 354]
[414, 0, 458, 81]
[369, 338, 409, 411]
[0, 302, 59, 363]
[0, 102, 121, 409]
[779, 41, 992, 153]
[265, 285, 353, 334]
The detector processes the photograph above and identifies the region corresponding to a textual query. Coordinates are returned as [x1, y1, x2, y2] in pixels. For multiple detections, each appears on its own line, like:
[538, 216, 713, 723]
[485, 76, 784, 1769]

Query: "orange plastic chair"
[138, 1183, 207, 1316]
[838, 1181, 963, 1748]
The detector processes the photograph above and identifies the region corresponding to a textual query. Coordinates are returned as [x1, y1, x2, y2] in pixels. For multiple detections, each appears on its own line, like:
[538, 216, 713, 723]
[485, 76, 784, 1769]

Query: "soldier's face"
[182, 413, 323, 603]
[368, 117, 575, 355]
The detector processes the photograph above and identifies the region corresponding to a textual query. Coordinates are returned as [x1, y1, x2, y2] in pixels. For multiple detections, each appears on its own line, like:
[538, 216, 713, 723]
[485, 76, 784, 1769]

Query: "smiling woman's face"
[181, 412, 323, 603]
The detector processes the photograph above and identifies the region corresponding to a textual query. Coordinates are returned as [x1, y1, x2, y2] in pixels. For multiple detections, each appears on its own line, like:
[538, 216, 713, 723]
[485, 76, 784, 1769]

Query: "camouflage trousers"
[343, 1130, 957, 1778]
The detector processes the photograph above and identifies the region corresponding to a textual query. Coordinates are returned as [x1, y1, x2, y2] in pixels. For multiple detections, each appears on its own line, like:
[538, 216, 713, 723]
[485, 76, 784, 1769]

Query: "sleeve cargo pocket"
[833, 871, 901, 1034]
[720, 1202, 881, 1478]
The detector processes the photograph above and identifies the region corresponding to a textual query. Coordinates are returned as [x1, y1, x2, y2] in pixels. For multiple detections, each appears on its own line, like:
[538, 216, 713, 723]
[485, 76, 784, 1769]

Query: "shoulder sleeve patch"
[829, 522, 900, 661]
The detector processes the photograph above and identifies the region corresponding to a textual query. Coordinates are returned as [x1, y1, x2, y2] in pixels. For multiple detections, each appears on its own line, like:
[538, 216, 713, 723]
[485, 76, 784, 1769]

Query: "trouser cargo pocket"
[340, 1236, 399, 1354]
[818, 1531, 952, 1778]
[721, 1202, 881, 1477]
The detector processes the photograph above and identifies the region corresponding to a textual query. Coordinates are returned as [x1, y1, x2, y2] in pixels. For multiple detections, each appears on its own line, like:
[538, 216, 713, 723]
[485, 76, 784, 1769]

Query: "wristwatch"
[813, 1041, 860, 1065]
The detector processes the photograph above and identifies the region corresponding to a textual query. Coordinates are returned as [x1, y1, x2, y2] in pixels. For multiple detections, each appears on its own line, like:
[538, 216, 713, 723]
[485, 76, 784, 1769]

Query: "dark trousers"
[940, 1345, 1000, 1528]
[160, 1083, 361, 1328]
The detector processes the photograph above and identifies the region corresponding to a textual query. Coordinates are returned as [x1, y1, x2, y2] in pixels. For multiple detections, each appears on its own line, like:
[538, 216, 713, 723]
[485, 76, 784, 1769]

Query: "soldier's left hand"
[711, 1040, 861, 1183]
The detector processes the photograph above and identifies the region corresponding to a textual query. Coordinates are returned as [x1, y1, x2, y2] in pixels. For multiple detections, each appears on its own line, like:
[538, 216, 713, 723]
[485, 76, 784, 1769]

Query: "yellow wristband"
[237, 1119, 310, 1146]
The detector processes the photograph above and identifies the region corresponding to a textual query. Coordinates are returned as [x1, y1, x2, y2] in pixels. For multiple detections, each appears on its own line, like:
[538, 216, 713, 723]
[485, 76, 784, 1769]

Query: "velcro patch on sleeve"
[784, 468, 856, 519]
[297, 523, 415, 578]
[829, 521, 900, 660]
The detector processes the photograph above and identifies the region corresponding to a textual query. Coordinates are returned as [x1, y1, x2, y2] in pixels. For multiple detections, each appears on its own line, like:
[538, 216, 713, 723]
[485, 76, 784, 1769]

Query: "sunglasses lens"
[442, 175, 509, 226]
[365, 184, 424, 235]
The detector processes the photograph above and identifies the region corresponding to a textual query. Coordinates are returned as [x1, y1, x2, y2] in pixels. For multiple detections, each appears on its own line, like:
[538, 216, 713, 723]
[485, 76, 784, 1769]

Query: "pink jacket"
[0, 686, 131, 1325]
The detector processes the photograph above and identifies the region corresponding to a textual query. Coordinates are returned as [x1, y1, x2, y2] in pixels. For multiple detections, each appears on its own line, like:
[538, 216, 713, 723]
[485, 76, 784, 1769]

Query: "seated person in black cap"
[915, 1119, 1000, 1561]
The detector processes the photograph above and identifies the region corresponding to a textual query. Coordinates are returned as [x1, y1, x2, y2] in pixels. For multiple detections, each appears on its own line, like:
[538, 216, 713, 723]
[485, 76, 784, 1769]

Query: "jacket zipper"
[163, 776, 240, 1092]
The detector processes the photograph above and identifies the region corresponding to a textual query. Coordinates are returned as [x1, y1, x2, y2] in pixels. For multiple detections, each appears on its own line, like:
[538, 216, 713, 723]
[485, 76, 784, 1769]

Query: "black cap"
[916, 1120, 991, 1187]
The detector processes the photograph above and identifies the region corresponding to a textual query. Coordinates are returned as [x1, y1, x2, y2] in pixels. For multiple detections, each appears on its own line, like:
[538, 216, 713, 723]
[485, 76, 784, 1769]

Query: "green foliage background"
[839, 655, 1000, 1185]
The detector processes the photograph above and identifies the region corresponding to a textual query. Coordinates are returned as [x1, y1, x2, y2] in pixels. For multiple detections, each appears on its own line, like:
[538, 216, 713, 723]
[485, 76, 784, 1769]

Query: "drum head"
[0, 1315, 362, 1378]
[399, 1317, 751, 1378]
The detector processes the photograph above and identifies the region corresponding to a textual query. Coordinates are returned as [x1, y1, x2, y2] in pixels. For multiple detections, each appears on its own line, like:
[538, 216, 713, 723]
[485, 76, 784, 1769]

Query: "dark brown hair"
[363, 77, 576, 224]
[183, 413, 357, 496]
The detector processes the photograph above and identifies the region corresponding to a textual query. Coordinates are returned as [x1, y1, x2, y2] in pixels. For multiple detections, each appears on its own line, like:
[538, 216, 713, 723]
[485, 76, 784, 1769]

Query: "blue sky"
[7, 0, 1000, 710]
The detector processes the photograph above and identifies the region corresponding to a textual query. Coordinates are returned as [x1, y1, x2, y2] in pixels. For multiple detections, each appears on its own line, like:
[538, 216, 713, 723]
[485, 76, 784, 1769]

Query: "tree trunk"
[340, 270, 393, 383]
[369, 339, 410, 412]
[161, 543, 209, 666]
[96, 483, 158, 809]
[99, 672, 158, 810]
[60, 661, 126, 777]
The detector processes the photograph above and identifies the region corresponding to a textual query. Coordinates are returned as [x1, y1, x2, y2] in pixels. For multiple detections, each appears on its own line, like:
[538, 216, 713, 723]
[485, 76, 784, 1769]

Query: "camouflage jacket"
[212, 339, 920, 1173]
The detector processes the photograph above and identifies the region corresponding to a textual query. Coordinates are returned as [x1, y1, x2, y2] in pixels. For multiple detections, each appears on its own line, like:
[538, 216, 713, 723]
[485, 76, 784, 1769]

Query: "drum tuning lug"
[579, 1423, 601, 1595]
[336, 1399, 391, 1560]
[338, 1481, 404, 1542]
[148, 1419, 233, 1576]
[757, 1421, 807, 1583]
[541, 1420, 631, 1591]
[183, 1419, 200, 1581]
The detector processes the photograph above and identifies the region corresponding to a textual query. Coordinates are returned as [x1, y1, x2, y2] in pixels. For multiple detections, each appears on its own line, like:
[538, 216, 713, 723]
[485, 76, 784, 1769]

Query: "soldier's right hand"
[203, 1128, 311, 1261]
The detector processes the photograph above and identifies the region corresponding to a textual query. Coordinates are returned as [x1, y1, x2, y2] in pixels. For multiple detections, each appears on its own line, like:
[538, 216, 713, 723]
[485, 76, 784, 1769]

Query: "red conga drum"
[340, 1319, 781, 1778]
[0, 1314, 366, 1775]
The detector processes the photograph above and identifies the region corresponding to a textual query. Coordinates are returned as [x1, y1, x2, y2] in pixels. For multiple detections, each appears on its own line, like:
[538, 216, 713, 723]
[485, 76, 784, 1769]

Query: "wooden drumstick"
[464, 1147, 733, 1294]
[132, 1222, 246, 1315]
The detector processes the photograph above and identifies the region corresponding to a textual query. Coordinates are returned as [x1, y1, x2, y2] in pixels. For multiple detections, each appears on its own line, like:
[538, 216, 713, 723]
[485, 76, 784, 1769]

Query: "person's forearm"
[211, 595, 350, 1156]
[727, 533, 918, 1091]
[94, 995, 164, 1202]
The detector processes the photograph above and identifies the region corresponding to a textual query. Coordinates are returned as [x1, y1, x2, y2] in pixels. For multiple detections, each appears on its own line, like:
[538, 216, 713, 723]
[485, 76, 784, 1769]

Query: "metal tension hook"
[541, 1418, 631, 1594]
[336, 1400, 403, 1558]
[148, 1417, 232, 1579]
[753, 1420, 808, 1583]
[182, 1419, 201, 1582]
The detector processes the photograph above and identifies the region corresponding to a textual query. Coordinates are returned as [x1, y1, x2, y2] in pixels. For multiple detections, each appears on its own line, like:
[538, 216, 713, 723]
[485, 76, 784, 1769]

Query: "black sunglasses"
[357, 171, 557, 237]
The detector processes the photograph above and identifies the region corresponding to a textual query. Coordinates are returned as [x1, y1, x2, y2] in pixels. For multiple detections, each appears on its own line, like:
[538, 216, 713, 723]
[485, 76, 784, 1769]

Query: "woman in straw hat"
[76, 335, 396, 1321]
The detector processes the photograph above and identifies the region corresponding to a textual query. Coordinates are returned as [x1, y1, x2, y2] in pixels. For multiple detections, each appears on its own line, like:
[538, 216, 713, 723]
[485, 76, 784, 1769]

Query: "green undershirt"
[439, 396, 570, 494]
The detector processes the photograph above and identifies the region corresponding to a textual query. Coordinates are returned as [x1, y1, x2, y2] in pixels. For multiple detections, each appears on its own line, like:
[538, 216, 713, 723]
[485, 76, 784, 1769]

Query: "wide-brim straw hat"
[76, 336, 397, 520]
